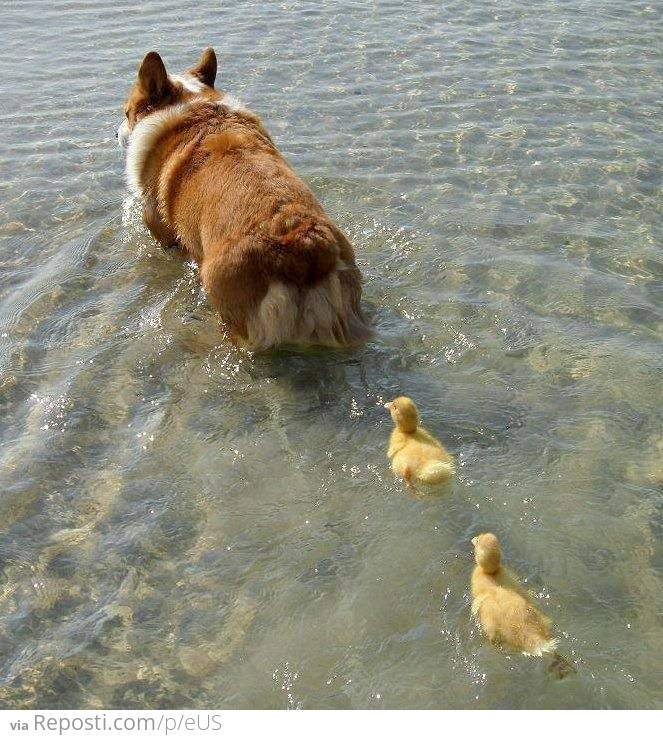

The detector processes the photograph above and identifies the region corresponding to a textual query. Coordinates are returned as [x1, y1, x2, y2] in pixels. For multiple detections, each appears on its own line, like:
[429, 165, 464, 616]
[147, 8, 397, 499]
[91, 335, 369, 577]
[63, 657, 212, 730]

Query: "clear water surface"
[0, 0, 661, 709]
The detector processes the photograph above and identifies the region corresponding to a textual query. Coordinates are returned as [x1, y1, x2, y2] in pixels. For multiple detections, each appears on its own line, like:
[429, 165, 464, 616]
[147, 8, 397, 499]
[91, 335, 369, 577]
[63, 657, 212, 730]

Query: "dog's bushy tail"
[203, 214, 374, 351]
[244, 261, 374, 351]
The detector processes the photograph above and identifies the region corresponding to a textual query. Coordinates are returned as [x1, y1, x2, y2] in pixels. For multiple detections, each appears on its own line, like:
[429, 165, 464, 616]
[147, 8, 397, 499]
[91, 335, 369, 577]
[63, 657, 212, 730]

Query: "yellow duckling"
[471, 533, 575, 677]
[385, 396, 454, 487]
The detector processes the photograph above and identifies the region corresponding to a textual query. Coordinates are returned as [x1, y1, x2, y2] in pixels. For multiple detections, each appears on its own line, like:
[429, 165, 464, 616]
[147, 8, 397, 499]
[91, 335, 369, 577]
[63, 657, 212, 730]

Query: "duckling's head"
[385, 396, 419, 433]
[471, 533, 502, 574]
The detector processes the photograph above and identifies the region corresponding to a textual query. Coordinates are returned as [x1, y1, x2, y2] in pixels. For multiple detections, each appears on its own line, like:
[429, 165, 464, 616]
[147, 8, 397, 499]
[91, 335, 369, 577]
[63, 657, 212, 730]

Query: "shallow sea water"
[0, 0, 662, 709]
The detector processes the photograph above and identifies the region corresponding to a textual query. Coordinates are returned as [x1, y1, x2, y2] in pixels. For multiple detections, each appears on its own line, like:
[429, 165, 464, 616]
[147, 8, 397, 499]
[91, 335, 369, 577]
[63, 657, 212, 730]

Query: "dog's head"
[117, 48, 218, 148]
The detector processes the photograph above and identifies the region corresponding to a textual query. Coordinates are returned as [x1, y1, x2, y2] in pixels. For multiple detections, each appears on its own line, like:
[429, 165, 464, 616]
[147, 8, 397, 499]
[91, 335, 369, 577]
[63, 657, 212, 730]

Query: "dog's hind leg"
[200, 247, 267, 345]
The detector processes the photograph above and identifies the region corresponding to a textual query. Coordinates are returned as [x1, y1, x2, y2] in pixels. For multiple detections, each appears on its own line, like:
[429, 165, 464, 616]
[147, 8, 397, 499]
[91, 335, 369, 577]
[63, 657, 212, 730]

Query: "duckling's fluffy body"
[471, 533, 556, 656]
[386, 396, 454, 485]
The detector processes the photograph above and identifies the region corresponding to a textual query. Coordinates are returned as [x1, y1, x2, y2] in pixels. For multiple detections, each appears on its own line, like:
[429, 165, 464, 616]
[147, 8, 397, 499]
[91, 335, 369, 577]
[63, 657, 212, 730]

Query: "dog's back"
[119, 49, 373, 350]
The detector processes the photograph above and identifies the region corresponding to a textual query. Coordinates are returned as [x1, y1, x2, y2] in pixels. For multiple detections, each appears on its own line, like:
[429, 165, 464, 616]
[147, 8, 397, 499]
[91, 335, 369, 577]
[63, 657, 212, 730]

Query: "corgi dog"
[117, 48, 373, 351]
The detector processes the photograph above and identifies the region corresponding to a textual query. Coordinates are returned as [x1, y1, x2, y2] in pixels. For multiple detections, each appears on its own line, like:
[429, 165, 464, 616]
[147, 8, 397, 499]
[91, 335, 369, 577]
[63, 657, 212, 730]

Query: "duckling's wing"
[472, 594, 506, 644]
[415, 427, 443, 449]
[498, 567, 531, 598]
[387, 428, 408, 459]
[524, 603, 553, 635]
[471, 592, 490, 618]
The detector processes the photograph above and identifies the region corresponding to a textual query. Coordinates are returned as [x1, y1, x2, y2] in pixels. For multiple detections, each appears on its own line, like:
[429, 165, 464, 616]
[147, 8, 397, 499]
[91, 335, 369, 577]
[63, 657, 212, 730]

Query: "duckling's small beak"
[471, 536, 478, 547]
[384, 402, 393, 410]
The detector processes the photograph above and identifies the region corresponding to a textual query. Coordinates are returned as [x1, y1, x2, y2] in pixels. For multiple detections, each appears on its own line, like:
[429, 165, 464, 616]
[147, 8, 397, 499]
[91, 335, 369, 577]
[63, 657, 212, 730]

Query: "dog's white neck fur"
[125, 102, 190, 196]
[170, 73, 205, 93]
[125, 91, 248, 196]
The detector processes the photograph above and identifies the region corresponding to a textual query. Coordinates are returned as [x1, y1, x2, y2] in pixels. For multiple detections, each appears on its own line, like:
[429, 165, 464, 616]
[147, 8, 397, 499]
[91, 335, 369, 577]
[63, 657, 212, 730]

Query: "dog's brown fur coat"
[120, 49, 372, 350]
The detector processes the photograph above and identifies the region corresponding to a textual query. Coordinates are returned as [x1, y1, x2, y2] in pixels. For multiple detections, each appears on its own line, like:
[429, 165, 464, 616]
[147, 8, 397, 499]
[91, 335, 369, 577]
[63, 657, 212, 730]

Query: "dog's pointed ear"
[138, 51, 170, 102]
[189, 47, 217, 87]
